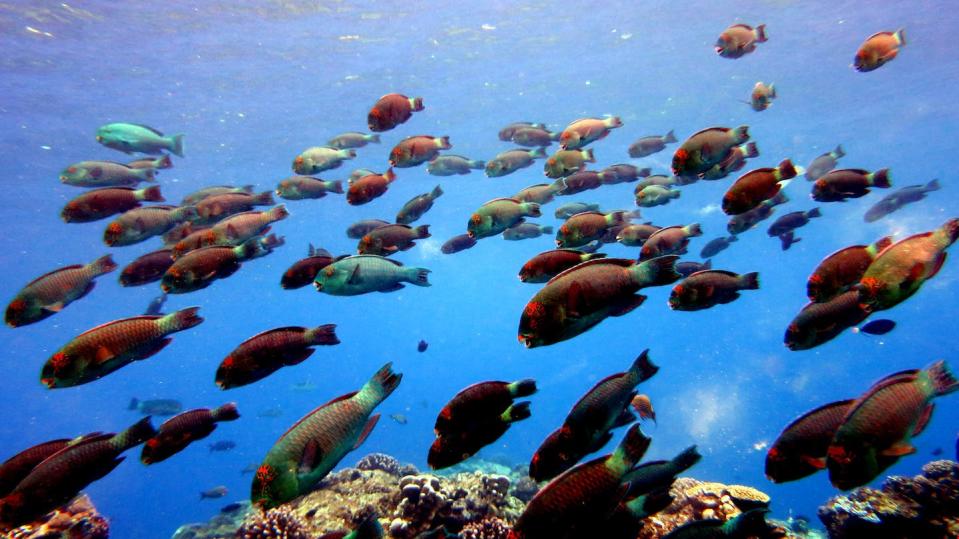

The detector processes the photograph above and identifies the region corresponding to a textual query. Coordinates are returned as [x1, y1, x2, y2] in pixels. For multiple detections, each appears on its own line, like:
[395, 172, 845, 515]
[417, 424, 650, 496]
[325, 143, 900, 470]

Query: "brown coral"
[460, 517, 511, 539]
[236, 507, 309, 539]
[5, 495, 108, 539]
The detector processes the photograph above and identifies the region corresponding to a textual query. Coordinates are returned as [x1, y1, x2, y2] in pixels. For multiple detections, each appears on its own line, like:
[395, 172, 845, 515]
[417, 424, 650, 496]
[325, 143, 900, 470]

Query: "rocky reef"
[818, 459, 959, 538]
[3, 494, 109, 539]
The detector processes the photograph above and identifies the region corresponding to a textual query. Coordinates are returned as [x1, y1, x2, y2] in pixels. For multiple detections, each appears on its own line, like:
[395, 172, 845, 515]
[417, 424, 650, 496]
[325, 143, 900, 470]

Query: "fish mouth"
[313, 282, 323, 291]
[96, 135, 102, 142]
[41, 377, 55, 388]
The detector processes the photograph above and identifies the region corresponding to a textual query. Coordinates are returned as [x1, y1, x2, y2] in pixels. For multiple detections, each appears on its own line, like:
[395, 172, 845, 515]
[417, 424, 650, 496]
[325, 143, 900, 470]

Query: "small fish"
[291, 381, 317, 392]
[97, 123, 183, 156]
[485, 148, 547, 178]
[722, 159, 798, 215]
[367, 94, 423, 132]
[511, 126, 560, 147]
[128, 398, 182, 416]
[441, 234, 477, 255]
[749, 82, 776, 111]
[281, 245, 343, 289]
[293, 146, 356, 174]
[766, 400, 854, 483]
[127, 154, 173, 171]
[328, 132, 380, 149]
[640, 224, 702, 260]
[347, 169, 397, 206]
[559, 117, 623, 150]
[554, 202, 600, 220]
[669, 270, 759, 311]
[805, 145, 845, 181]
[806, 236, 893, 302]
[314, 255, 430, 296]
[767, 208, 822, 237]
[784, 291, 870, 351]
[251, 363, 401, 509]
[181, 185, 254, 206]
[358, 224, 430, 256]
[503, 222, 554, 241]
[854, 319, 896, 336]
[699, 236, 737, 258]
[514, 182, 564, 205]
[715, 23, 768, 58]
[6, 255, 117, 328]
[854, 29, 905, 72]
[144, 294, 167, 316]
[275, 176, 344, 200]
[427, 155, 485, 176]
[931, 447, 943, 457]
[396, 185, 443, 225]
[468, 198, 541, 239]
[417, 340, 428, 352]
[498, 121, 546, 141]
[209, 440, 236, 453]
[630, 395, 656, 423]
[863, 179, 940, 223]
[142, 404, 240, 465]
[62, 186, 164, 223]
[519, 249, 606, 283]
[241, 462, 259, 475]
[812, 168, 891, 202]
[628, 131, 677, 158]
[701, 141, 760, 181]
[389, 135, 451, 168]
[726, 192, 788, 235]
[347, 219, 391, 239]
[544, 149, 595, 179]
[601, 164, 651, 185]
[676, 259, 712, 277]
[779, 231, 801, 251]
[663, 508, 772, 539]
[104, 205, 197, 247]
[635, 185, 680, 208]
[60, 160, 155, 188]
[200, 486, 228, 500]
[672, 126, 750, 178]
[257, 407, 283, 418]
[556, 211, 627, 248]
[216, 325, 340, 389]
[615, 224, 660, 247]
[195, 192, 276, 225]
[162, 235, 283, 293]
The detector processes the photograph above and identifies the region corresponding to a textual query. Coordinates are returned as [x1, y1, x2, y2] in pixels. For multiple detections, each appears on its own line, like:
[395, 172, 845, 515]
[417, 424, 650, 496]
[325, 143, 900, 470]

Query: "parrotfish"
[715, 23, 767, 58]
[766, 400, 854, 483]
[104, 205, 198, 247]
[275, 176, 344, 201]
[358, 224, 430, 256]
[141, 403, 240, 464]
[812, 168, 891, 202]
[485, 148, 547, 178]
[806, 236, 893, 302]
[805, 145, 845, 181]
[163, 235, 283, 293]
[328, 132, 380, 149]
[628, 130, 677, 158]
[6, 255, 117, 327]
[722, 159, 798, 215]
[62, 186, 165, 223]
[293, 147, 355, 174]
[640, 224, 702, 260]
[427, 155, 485, 176]
[96, 122, 184, 156]
[389, 135, 451, 168]
[672, 126, 750, 178]
[784, 291, 870, 351]
[544, 149, 595, 179]
[863, 179, 939, 223]
[347, 169, 396, 206]
[467, 198, 541, 239]
[396, 185, 443, 225]
[314, 255, 430, 296]
[367, 94, 423, 132]
[281, 245, 344, 290]
[559, 117, 623, 150]
[216, 325, 339, 389]
[854, 29, 905, 72]
[60, 160, 155, 188]
[668, 270, 759, 311]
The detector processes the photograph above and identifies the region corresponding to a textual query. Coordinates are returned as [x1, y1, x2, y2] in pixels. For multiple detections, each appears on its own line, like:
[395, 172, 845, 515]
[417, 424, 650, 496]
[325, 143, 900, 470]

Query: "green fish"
[467, 198, 541, 239]
[662, 508, 771, 539]
[314, 255, 430, 296]
[251, 363, 402, 509]
[96, 123, 184, 157]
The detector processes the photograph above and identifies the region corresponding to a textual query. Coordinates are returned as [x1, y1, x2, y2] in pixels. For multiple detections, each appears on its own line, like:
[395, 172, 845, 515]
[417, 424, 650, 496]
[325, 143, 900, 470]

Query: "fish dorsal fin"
[130, 123, 165, 136]
[845, 372, 920, 420]
[730, 23, 754, 30]
[219, 210, 261, 222]
[276, 391, 359, 443]
[311, 246, 332, 258]
[547, 258, 635, 285]
[73, 315, 161, 339]
[24, 265, 85, 287]
[689, 126, 731, 138]
[349, 255, 404, 267]
[866, 31, 895, 41]
[694, 269, 740, 278]
[482, 197, 521, 206]
[244, 327, 308, 342]
[567, 211, 604, 219]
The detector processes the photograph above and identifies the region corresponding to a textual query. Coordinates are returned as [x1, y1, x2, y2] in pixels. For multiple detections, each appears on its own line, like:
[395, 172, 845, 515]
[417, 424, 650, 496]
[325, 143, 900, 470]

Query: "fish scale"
[765, 400, 853, 483]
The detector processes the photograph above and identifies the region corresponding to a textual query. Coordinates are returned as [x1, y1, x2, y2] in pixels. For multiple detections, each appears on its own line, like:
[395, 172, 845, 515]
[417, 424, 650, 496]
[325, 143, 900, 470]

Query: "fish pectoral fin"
[378, 283, 405, 292]
[612, 408, 638, 428]
[297, 439, 324, 474]
[800, 455, 827, 470]
[353, 414, 380, 450]
[881, 442, 916, 457]
[132, 338, 172, 361]
[927, 252, 947, 280]
[347, 264, 362, 285]
[94, 345, 116, 364]
[44, 301, 66, 313]
[912, 403, 935, 437]
[135, 217, 148, 232]
[281, 348, 315, 366]
[881, 48, 899, 62]
[609, 295, 646, 317]
[75, 281, 97, 301]
[225, 224, 239, 238]
[565, 281, 588, 318]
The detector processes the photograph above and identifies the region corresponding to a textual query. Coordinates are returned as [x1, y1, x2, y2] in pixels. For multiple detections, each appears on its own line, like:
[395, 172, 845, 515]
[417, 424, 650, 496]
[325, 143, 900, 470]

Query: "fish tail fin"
[212, 402, 240, 422]
[140, 167, 157, 182]
[629, 349, 659, 382]
[128, 398, 139, 410]
[501, 401, 532, 423]
[895, 28, 906, 46]
[253, 191, 275, 205]
[367, 362, 403, 401]
[414, 225, 431, 239]
[640, 255, 681, 286]
[768, 84, 776, 98]
[115, 416, 157, 450]
[270, 204, 290, 221]
[663, 129, 677, 143]
[870, 169, 892, 188]
[616, 424, 652, 468]
[329, 180, 345, 194]
[344, 149, 357, 159]
[157, 154, 173, 169]
[702, 259, 712, 270]
[306, 324, 340, 345]
[525, 202, 542, 218]
[170, 134, 185, 157]
[726, 508, 771, 535]
[686, 223, 703, 237]
[925, 178, 941, 192]
[540, 225, 554, 235]
[530, 147, 548, 159]
[777, 159, 798, 179]
[834, 144, 846, 158]
[261, 233, 285, 251]
[745, 142, 760, 158]
[807, 207, 822, 219]
[926, 360, 959, 396]
[672, 445, 702, 472]
[583, 148, 596, 163]
[942, 218, 959, 245]
[142, 185, 165, 202]
[469, 159, 485, 169]
[609, 211, 627, 227]
[755, 24, 768, 42]
[368, 134, 381, 143]
[734, 125, 750, 143]
[508, 378, 538, 398]
[870, 235, 895, 255]
[411, 96, 424, 111]
[410, 267, 432, 287]
[384, 168, 397, 182]
[430, 184, 444, 199]
[170, 306, 204, 331]
[436, 136, 451, 149]
[740, 272, 760, 290]
[550, 177, 567, 194]
[89, 254, 118, 276]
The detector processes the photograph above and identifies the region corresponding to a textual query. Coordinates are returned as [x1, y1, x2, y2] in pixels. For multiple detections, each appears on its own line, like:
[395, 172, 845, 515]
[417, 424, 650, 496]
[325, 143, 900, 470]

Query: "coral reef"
[459, 517, 511, 539]
[356, 452, 418, 477]
[236, 506, 309, 539]
[818, 459, 959, 538]
[4, 494, 109, 539]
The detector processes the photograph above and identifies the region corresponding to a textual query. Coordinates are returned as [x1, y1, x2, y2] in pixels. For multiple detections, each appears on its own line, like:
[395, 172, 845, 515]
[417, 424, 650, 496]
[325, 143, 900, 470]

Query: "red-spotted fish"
[141, 403, 240, 464]
[281, 245, 344, 289]
[367, 94, 423, 132]
[62, 186, 164, 223]
[389, 136, 451, 168]
[766, 400, 854, 483]
[854, 29, 905, 72]
[559, 117, 623, 150]
[716, 23, 767, 58]
[216, 326, 339, 389]
[669, 270, 759, 311]
[6, 255, 117, 328]
[806, 236, 893, 302]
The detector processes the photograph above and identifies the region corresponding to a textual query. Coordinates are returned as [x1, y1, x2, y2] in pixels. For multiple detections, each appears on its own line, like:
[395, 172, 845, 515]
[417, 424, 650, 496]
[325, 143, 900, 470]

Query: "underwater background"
[1, 1, 957, 537]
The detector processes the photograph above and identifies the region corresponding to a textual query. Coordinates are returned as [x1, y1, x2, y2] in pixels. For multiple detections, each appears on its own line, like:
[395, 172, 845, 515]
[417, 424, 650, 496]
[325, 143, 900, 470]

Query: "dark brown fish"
[806, 237, 893, 302]
[281, 245, 342, 289]
[441, 234, 477, 254]
[347, 169, 396, 205]
[195, 192, 275, 224]
[784, 291, 869, 351]
[628, 131, 677, 158]
[358, 224, 430, 256]
[726, 192, 787, 235]
[766, 400, 854, 483]
[668, 270, 759, 311]
[0, 439, 73, 498]
[722, 159, 797, 215]
[812, 169, 891, 202]
[119, 249, 175, 287]
[396, 185, 443, 225]
[715, 23, 767, 58]
[368, 93, 423, 132]
[216, 326, 339, 389]
[61, 186, 165, 223]
[141, 403, 240, 464]
[162, 235, 283, 293]
[640, 224, 702, 260]
[347, 219, 391, 239]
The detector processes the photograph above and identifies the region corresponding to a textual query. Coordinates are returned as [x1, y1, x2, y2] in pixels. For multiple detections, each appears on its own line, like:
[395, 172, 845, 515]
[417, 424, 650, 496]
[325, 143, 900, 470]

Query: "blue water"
[2, 1, 957, 537]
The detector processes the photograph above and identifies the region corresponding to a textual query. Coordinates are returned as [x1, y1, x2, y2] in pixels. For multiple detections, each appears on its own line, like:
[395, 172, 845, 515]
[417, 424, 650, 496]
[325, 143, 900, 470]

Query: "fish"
[854, 29, 905, 72]
[504, 223, 553, 241]
[328, 132, 380, 149]
[390, 414, 407, 425]
[640, 224, 702, 260]
[41, 307, 203, 388]
[182, 205, 289, 253]
[779, 231, 801, 251]
[519, 249, 606, 283]
[347, 169, 397, 205]
[514, 182, 564, 205]
[128, 398, 182, 416]
[676, 259, 712, 277]
[498, 122, 547, 141]
[556, 170, 608, 195]
[200, 486, 228, 500]
[556, 211, 626, 248]
[699, 236, 737, 258]
[427, 155, 485, 176]
[485, 148, 547, 178]
[765, 400, 855, 483]
[314, 255, 431, 296]
[209, 440, 236, 452]
[621, 445, 701, 498]
[628, 130, 677, 158]
[0, 417, 156, 526]
[60, 160, 156, 187]
[715, 23, 768, 58]
[767, 208, 822, 237]
[511, 126, 560, 147]
[358, 224, 430, 256]
[216, 325, 340, 389]
[812, 168, 891, 202]
[863, 179, 940, 223]
[635, 185, 680, 207]
[318, 512, 385, 539]
[662, 508, 772, 539]
[672, 126, 750, 178]
[518, 257, 680, 348]
[367, 93, 423, 132]
[293, 146, 356, 174]
[559, 117, 623, 150]
[162, 235, 283, 293]
[429, 402, 531, 470]
[119, 249, 175, 287]
[722, 159, 798, 215]
[530, 351, 657, 482]
[141, 403, 240, 464]
[275, 176, 345, 200]
[195, 192, 276, 224]
[0, 438, 76, 498]
[144, 294, 166, 316]
[417, 340, 428, 352]
[805, 145, 845, 181]
[544, 149, 595, 179]
[347, 219, 391, 239]
[127, 154, 173, 171]
[281, 245, 344, 289]
[251, 363, 401, 509]
[396, 185, 444, 225]
[726, 192, 788, 235]
[61, 186, 164, 223]
[258, 407, 283, 418]
[6, 255, 117, 328]
[828, 360, 957, 489]
[104, 205, 197, 247]
[555, 202, 600, 220]
[806, 236, 893, 302]
[784, 291, 870, 351]
[859, 219, 959, 311]
[668, 270, 759, 311]
[749, 82, 776, 111]
[601, 164, 651, 185]
[241, 462, 259, 475]
[509, 424, 651, 539]
[630, 395, 656, 424]
[701, 142, 759, 181]
[181, 185, 254, 206]
[441, 234, 478, 255]
[389, 135, 452, 168]
[854, 319, 896, 336]
[468, 198, 541, 239]
[96, 123, 184, 156]
[616, 224, 661, 247]
[634, 175, 679, 193]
